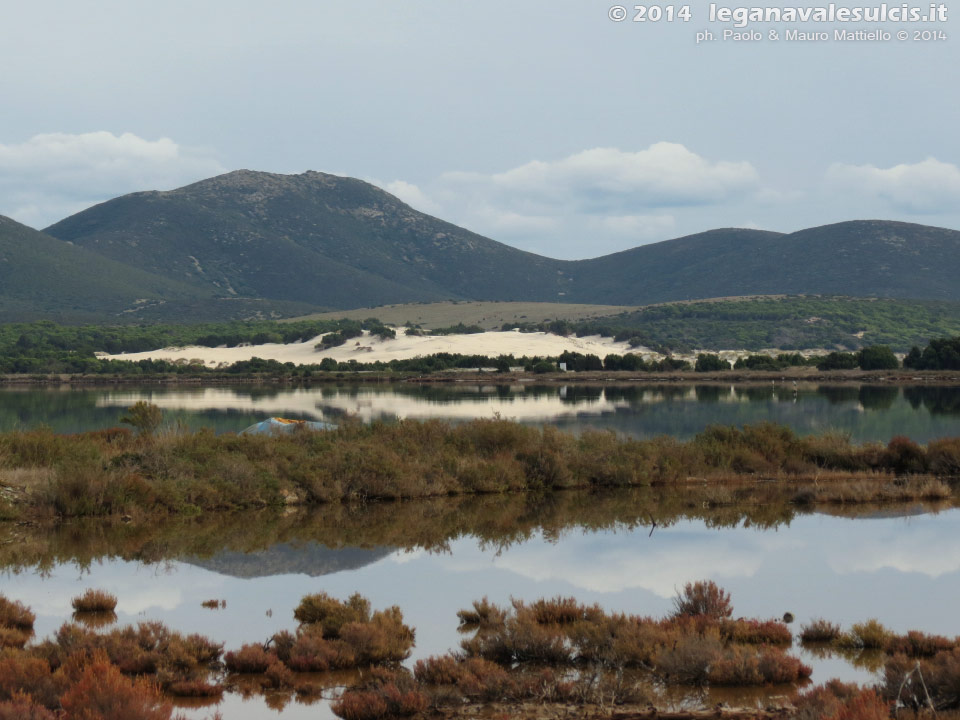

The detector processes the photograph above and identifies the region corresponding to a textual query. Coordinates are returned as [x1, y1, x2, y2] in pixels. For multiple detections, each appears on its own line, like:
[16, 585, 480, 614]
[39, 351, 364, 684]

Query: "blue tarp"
[240, 417, 337, 435]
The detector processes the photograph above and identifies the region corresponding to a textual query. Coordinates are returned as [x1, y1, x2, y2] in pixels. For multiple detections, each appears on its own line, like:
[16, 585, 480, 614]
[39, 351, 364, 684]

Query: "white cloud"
[825, 158, 960, 214]
[0, 131, 225, 228]
[382, 179, 443, 216]
[441, 143, 760, 214]
[380, 144, 760, 257]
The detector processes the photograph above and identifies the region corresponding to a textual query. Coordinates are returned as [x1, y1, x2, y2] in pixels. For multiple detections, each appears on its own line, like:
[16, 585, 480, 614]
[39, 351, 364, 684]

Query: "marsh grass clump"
[885, 630, 959, 657]
[293, 592, 371, 636]
[286, 592, 414, 668]
[671, 580, 733, 620]
[455, 587, 806, 689]
[456, 597, 506, 629]
[801, 618, 842, 643]
[71, 589, 118, 613]
[0, 595, 35, 632]
[332, 669, 428, 720]
[795, 680, 890, 720]
[223, 643, 273, 673]
[836, 619, 892, 650]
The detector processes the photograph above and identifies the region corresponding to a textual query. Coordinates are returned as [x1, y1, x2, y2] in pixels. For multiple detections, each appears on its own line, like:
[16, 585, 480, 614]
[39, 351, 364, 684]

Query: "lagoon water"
[3, 382, 960, 717]
[3, 493, 960, 718]
[3, 381, 960, 442]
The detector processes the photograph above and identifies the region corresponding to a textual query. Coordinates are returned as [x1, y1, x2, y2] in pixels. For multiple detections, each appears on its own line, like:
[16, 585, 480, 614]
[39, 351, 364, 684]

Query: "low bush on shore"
[1, 415, 958, 520]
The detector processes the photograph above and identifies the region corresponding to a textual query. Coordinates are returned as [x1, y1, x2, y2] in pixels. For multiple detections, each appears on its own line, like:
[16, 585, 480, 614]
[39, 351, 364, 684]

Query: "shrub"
[223, 644, 273, 673]
[671, 580, 733, 620]
[722, 618, 792, 645]
[0, 693, 57, 720]
[837, 619, 892, 650]
[796, 681, 888, 720]
[59, 651, 172, 720]
[654, 629, 723, 685]
[695, 354, 732, 372]
[0, 628, 29, 649]
[801, 618, 842, 643]
[884, 436, 927, 474]
[331, 690, 388, 720]
[885, 630, 958, 657]
[0, 596, 35, 631]
[72, 589, 119, 613]
[119, 402, 163, 436]
[414, 654, 464, 685]
[858, 345, 899, 371]
[293, 592, 371, 636]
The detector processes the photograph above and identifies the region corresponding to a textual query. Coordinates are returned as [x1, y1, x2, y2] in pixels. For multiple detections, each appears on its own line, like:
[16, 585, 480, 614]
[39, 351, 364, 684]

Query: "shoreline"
[3, 368, 960, 387]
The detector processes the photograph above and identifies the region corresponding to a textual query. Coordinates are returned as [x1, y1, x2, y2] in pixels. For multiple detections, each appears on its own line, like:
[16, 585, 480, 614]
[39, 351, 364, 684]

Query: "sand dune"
[102, 329, 642, 368]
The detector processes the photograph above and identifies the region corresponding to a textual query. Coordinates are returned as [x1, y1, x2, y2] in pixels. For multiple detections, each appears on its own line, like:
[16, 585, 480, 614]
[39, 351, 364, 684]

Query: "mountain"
[563, 221, 960, 305]
[0, 213, 326, 323]
[23, 170, 960, 318]
[46, 170, 569, 309]
[184, 542, 394, 579]
[0, 214, 206, 322]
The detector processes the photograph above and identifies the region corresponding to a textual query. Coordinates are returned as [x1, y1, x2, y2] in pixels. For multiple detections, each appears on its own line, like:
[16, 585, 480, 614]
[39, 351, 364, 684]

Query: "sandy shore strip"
[101, 329, 643, 368]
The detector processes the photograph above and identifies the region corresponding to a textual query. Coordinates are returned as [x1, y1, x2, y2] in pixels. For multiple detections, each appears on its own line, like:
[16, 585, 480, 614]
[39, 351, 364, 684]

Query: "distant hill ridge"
[0, 169, 957, 321]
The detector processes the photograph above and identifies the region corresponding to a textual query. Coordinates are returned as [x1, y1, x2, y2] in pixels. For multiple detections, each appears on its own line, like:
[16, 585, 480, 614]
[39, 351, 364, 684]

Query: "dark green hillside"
[564, 221, 960, 305]
[568, 296, 960, 352]
[0, 215, 324, 323]
[46, 170, 569, 309]
[0, 215, 207, 322]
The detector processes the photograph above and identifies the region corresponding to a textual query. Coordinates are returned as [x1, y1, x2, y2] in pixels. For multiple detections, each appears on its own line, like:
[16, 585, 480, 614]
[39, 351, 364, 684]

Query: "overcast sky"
[1, 0, 957, 258]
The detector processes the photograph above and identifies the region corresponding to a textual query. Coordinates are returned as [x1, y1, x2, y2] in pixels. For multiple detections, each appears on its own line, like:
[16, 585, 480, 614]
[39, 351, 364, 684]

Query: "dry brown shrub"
[71, 589, 118, 613]
[801, 618, 842, 643]
[413, 654, 464, 685]
[223, 644, 273, 673]
[671, 580, 733, 620]
[293, 592, 370, 636]
[653, 628, 723, 685]
[456, 597, 505, 629]
[0, 595, 35, 631]
[59, 650, 172, 720]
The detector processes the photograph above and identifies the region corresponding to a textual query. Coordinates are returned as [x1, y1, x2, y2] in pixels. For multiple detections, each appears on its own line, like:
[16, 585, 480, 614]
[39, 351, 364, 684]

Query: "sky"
[0, 0, 957, 259]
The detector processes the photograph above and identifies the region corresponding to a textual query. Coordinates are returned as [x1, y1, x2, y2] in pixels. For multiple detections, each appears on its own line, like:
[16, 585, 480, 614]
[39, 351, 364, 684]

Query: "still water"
[2, 382, 960, 442]
[3, 382, 960, 717]
[2, 492, 958, 718]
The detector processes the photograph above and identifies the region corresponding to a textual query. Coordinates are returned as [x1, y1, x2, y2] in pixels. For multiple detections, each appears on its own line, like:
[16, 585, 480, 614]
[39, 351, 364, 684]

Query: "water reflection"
[3, 492, 960, 717]
[3, 382, 960, 442]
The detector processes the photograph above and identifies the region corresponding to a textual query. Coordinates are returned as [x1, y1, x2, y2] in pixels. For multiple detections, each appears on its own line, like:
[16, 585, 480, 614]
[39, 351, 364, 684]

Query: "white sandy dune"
[102, 329, 643, 368]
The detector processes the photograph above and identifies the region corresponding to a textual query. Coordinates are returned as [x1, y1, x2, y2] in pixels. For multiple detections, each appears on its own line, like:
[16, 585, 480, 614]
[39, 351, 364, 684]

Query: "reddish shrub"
[59, 651, 172, 720]
[671, 580, 733, 620]
[722, 618, 792, 644]
[0, 653, 53, 701]
[0, 692, 57, 720]
[414, 654, 464, 685]
[264, 659, 295, 689]
[293, 592, 370, 637]
[827, 689, 890, 720]
[885, 630, 957, 657]
[0, 596, 35, 631]
[456, 597, 506, 628]
[801, 618, 841, 643]
[331, 689, 389, 720]
[71, 590, 118, 613]
[0, 628, 29, 649]
[223, 644, 273, 673]
[529, 597, 600, 625]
